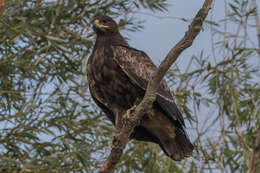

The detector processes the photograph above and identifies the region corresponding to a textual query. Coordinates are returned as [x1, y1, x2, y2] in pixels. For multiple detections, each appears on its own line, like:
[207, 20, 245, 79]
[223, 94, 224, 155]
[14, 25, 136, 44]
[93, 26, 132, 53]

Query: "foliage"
[0, 0, 168, 172]
[0, 0, 259, 173]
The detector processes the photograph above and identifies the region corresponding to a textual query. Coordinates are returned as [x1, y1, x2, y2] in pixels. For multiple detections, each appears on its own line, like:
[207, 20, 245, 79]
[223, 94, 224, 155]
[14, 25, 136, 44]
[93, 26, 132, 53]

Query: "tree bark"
[99, 0, 213, 172]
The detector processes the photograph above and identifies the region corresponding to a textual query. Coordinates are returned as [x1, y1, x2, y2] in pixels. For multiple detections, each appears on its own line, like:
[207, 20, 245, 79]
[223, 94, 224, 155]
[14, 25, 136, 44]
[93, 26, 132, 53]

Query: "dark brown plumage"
[87, 16, 193, 161]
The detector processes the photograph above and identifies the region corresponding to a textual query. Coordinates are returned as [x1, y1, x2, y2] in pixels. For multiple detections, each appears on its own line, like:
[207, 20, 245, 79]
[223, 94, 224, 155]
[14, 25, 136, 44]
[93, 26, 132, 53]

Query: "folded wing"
[111, 45, 185, 127]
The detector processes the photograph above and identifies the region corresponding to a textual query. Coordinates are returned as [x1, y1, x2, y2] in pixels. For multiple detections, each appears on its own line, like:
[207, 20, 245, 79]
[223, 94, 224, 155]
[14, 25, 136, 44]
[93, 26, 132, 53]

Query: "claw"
[124, 105, 136, 119]
[125, 109, 131, 119]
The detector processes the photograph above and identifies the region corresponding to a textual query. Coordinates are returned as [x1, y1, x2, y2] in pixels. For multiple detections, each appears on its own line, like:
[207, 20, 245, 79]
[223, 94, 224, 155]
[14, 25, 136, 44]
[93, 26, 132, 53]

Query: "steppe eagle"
[87, 16, 193, 161]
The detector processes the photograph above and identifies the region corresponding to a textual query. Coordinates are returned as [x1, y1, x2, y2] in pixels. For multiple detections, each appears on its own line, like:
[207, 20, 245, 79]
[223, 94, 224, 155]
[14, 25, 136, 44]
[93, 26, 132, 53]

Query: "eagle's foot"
[122, 105, 140, 127]
[124, 109, 131, 119]
[123, 105, 137, 119]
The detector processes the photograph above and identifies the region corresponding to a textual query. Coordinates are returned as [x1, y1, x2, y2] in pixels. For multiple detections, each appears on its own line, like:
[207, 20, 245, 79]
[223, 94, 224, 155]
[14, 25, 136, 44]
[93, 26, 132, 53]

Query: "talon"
[124, 105, 137, 119]
[125, 109, 131, 118]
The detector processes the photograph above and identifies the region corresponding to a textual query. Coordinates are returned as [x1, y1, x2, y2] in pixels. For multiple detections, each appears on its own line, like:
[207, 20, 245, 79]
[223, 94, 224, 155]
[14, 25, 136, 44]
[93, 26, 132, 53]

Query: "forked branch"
[99, 0, 213, 172]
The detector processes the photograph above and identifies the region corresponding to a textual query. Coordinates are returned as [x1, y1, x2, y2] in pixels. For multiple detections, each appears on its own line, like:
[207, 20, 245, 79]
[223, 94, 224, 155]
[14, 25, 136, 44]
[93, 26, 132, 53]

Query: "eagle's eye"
[102, 19, 108, 24]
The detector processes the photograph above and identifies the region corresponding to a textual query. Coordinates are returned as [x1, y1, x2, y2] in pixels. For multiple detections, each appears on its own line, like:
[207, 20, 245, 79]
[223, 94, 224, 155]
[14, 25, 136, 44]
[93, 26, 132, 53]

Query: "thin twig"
[252, 0, 260, 55]
[99, 0, 213, 172]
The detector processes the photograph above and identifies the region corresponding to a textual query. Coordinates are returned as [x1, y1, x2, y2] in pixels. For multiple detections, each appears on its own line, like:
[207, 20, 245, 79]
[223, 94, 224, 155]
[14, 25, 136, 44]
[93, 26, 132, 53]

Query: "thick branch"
[99, 0, 213, 172]
[252, 0, 260, 55]
[0, 0, 7, 16]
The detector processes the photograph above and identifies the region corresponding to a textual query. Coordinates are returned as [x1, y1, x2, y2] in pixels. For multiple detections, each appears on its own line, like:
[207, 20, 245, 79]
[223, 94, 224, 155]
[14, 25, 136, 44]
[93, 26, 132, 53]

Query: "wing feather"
[112, 45, 185, 127]
[87, 58, 115, 124]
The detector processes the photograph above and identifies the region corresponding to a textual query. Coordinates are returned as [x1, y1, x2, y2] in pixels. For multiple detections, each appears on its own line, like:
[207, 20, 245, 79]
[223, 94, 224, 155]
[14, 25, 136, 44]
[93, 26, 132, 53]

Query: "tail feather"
[160, 128, 194, 161]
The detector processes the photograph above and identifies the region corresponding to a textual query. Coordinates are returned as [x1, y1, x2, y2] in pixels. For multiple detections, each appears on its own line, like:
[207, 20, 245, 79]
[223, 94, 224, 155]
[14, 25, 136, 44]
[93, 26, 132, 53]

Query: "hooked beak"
[93, 19, 110, 29]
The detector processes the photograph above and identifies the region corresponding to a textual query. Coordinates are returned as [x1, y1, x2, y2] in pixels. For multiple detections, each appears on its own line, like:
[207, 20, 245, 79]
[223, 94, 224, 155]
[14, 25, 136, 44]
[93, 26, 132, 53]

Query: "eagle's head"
[92, 16, 118, 36]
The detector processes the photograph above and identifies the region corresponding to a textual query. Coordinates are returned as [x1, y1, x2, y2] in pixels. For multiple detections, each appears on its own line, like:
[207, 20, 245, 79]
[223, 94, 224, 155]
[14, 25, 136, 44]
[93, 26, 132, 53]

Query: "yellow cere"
[95, 19, 110, 29]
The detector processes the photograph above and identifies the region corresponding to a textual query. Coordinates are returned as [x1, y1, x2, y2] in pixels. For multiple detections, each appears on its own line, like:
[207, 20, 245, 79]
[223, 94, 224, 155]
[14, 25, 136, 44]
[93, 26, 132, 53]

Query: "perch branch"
[99, 0, 213, 172]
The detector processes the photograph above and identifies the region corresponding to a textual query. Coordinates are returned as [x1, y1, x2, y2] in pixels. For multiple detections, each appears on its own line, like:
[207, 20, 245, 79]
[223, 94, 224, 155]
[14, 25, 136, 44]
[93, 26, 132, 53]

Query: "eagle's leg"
[111, 106, 136, 147]
[115, 110, 124, 131]
[111, 104, 140, 147]
[110, 109, 125, 148]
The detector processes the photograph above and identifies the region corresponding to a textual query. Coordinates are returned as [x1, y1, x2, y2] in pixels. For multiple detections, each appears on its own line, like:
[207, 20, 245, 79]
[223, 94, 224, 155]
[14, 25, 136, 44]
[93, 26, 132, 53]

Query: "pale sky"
[125, 0, 260, 144]
[128, 0, 260, 67]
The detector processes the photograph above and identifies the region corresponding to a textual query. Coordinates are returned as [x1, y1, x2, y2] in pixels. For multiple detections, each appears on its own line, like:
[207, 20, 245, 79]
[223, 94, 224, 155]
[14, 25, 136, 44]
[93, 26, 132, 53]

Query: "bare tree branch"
[99, 0, 213, 172]
[252, 0, 260, 55]
[0, 0, 7, 16]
